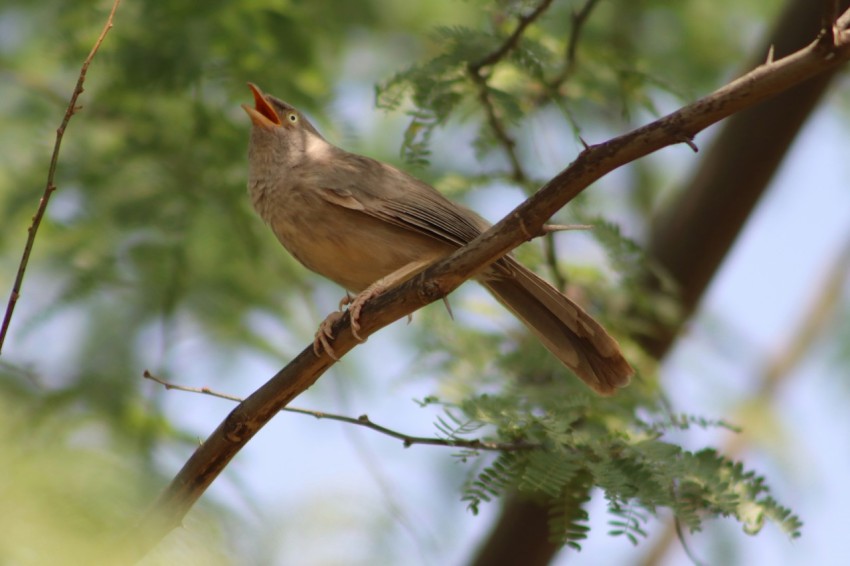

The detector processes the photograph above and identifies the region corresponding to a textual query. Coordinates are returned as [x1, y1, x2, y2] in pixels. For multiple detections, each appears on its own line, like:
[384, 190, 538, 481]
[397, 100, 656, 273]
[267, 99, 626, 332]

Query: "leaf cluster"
[423, 386, 801, 550]
[375, 0, 754, 170]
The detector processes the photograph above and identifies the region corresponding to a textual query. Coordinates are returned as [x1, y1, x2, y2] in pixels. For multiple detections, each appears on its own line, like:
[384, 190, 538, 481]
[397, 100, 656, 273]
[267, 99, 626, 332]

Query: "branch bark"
[125, 8, 850, 562]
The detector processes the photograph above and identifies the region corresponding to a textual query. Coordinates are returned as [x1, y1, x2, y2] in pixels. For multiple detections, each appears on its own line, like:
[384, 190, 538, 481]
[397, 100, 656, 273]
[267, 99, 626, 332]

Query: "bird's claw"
[313, 288, 379, 358]
[313, 311, 342, 359]
[348, 288, 380, 342]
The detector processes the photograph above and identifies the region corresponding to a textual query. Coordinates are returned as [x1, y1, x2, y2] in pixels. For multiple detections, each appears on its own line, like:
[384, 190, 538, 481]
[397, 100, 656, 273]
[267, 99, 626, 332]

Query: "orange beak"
[242, 83, 281, 128]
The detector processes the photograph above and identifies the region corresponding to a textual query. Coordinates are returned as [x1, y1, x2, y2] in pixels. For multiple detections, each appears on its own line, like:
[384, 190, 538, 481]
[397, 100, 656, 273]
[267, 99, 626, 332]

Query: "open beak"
[242, 83, 281, 129]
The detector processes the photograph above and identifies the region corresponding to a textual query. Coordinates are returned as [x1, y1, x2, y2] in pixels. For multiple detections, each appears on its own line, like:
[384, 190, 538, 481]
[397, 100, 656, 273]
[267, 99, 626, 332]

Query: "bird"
[242, 83, 633, 395]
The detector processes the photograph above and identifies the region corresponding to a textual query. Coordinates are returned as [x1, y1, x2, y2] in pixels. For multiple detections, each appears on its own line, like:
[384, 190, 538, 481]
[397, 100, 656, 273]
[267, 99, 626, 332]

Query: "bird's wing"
[315, 153, 486, 248]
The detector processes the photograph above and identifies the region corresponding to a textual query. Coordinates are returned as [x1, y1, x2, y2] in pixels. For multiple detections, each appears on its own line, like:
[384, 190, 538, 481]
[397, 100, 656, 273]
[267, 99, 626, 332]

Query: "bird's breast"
[251, 180, 453, 292]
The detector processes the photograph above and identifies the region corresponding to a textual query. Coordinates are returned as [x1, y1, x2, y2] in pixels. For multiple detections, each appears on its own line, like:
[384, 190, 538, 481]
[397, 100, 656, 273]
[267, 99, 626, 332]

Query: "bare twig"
[126, 11, 850, 560]
[0, 0, 122, 355]
[550, 0, 602, 88]
[466, 0, 567, 287]
[469, 70, 527, 183]
[674, 517, 707, 566]
[541, 223, 593, 233]
[467, 0, 556, 183]
[143, 371, 532, 452]
[567, 0, 602, 69]
[469, 0, 556, 74]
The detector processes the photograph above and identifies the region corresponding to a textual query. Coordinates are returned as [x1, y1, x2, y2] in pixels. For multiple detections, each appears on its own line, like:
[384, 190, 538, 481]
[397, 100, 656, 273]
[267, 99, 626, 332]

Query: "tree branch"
[125, 12, 850, 561]
[143, 371, 533, 452]
[0, 0, 122, 355]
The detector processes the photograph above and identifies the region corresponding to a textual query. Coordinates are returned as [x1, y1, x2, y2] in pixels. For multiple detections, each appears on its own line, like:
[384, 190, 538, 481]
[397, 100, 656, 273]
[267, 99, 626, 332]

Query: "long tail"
[481, 258, 633, 395]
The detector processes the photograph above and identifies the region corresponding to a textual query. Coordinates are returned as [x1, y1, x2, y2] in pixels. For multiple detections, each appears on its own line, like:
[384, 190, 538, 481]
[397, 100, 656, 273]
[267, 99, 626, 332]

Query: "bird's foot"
[313, 310, 343, 359]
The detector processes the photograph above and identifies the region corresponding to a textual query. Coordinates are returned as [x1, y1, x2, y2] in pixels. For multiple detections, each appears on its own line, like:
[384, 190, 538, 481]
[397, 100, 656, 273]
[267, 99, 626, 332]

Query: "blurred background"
[1, 0, 849, 564]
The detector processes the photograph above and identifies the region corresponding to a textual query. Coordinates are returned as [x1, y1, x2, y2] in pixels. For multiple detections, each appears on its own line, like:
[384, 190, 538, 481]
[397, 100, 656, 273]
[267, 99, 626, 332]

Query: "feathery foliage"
[427, 386, 802, 549]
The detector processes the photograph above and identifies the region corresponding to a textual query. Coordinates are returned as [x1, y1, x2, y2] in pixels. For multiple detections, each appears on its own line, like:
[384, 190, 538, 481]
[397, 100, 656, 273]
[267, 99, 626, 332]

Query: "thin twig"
[674, 517, 707, 566]
[567, 0, 602, 69]
[469, 70, 527, 183]
[0, 0, 122, 355]
[539, 223, 593, 291]
[143, 371, 532, 452]
[553, 0, 602, 88]
[469, 0, 556, 74]
[466, 0, 567, 287]
[541, 223, 593, 233]
[467, 0, 555, 182]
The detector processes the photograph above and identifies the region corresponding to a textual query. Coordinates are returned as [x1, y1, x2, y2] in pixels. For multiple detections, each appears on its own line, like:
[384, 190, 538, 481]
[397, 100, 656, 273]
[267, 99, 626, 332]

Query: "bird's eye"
[288, 113, 298, 123]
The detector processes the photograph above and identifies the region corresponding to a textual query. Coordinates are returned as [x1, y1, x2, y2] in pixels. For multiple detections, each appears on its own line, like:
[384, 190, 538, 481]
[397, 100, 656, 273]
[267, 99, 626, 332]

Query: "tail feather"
[481, 258, 633, 395]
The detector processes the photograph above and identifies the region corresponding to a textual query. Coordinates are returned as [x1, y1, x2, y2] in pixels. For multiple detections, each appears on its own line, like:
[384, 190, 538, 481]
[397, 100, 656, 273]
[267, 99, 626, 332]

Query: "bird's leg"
[312, 293, 352, 359]
[348, 258, 432, 340]
[314, 311, 342, 359]
[312, 259, 432, 358]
